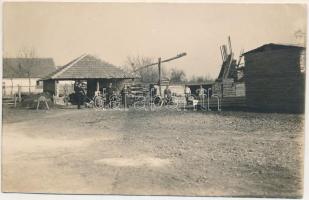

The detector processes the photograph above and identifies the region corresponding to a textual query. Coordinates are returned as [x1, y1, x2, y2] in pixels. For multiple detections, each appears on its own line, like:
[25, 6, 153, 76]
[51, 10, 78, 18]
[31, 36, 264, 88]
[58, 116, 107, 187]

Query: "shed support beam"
[96, 80, 100, 92]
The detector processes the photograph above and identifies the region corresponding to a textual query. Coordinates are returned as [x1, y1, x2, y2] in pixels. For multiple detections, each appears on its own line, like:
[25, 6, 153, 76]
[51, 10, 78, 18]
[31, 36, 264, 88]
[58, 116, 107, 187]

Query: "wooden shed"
[243, 43, 305, 113]
[41, 54, 136, 98]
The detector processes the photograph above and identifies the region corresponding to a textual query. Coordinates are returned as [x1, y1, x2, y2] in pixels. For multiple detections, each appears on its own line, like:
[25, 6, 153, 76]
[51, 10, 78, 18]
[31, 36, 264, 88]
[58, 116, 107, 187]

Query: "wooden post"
[228, 36, 233, 55]
[124, 85, 127, 111]
[223, 45, 228, 60]
[220, 46, 224, 62]
[3, 82, 6, 96]
[55, 80, 58, 97]
[28, 76, 31, 94]
[18, 85, 21, 102]
[10, 79, 13, 96]
[158, 57, 162, 96]
[96, 80, 100, 92]
[14, 94, 17, 108]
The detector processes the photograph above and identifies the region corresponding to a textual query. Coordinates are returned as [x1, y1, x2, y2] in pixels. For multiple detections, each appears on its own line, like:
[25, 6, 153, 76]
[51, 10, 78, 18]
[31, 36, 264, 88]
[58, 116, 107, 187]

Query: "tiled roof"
[3, 58, 56, 78]
[42, 54, 136, 80]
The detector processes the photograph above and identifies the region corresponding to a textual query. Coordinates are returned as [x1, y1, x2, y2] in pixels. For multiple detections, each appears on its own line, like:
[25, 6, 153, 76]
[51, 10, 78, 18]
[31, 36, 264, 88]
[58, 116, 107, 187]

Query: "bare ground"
[1, 106, 304, 197]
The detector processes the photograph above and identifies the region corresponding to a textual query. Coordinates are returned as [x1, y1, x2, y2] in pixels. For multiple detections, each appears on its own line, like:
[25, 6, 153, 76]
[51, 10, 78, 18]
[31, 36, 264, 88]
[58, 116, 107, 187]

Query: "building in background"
[2, 58, 56, 96]
[41, 54, 136, 98]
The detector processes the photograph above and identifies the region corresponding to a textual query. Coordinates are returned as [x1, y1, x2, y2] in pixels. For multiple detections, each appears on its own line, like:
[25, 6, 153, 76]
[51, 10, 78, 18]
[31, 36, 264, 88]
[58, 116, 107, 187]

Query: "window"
[300, 50, 306, 73]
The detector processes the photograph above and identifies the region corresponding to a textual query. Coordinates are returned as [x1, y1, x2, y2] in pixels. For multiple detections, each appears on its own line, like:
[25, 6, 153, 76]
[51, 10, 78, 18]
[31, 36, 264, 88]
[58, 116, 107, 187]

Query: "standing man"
[121, 84, 128, 108]
[196, 85, 206, 100]
[164, 85, 172, 100]
[74, 80, 85, 109]
[149, 84, 157, 98]
[106, 82, 114, 106]
[185, 85, 191, 102]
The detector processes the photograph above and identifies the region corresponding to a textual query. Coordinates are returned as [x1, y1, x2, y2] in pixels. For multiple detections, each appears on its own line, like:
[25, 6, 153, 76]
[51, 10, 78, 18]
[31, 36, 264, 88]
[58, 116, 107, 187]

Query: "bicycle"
[133, 94, 179, 111]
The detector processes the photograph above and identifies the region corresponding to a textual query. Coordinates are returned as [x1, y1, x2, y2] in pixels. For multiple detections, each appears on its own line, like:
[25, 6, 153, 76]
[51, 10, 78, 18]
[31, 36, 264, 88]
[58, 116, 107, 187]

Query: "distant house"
[3, 58, 56, 96]
[243, 43, 306, 113]
[41, 54, 137, 98]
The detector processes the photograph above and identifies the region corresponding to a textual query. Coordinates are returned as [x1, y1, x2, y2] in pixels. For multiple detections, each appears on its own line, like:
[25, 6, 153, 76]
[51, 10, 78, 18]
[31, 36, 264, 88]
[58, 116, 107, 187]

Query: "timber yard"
[2, 3, 306, 198]
[2, 36, 305, 197]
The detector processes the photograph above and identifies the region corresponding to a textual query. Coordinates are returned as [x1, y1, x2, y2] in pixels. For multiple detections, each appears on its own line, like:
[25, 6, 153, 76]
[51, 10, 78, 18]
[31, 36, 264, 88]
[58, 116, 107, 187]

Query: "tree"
[294, 29, 306, 45]
[188, 75, 214, 84]
[123, 56, 168, 84]
[169, 68, 186, 83]
[17, 46, 37, 93]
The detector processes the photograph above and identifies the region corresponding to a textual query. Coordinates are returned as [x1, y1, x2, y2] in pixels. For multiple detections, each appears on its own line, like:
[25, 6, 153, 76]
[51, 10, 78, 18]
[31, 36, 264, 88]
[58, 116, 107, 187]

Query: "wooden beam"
[133, 52, 187, 72]
[158, 57, 162, 96]
[220, 46, 224, 62]
[228, 36, 233, 55]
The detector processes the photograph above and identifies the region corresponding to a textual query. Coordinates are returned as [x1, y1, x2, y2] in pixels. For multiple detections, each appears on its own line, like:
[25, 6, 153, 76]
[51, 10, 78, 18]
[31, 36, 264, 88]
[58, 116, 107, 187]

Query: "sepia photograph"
[1, 1, 307, 198]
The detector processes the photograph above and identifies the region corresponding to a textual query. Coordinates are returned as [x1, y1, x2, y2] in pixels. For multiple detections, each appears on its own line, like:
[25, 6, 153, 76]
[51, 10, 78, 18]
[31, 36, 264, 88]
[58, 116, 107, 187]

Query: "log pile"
[129, 83, 146, 96]
[213, 36, 245, 98]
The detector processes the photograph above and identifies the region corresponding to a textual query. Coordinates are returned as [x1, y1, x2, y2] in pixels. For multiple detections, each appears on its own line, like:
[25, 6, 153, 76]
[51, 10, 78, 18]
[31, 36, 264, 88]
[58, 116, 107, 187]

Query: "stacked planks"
[222, 79, 236, 97]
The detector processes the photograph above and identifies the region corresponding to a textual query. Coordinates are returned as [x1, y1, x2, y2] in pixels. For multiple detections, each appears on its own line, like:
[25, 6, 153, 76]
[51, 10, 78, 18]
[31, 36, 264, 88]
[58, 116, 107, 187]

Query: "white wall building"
[3, 58, 56, 96]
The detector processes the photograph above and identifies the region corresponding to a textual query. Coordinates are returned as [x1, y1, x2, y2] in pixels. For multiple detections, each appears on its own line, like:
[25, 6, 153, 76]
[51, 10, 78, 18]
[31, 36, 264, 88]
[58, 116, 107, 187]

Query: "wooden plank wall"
[244, 48, 305, 113]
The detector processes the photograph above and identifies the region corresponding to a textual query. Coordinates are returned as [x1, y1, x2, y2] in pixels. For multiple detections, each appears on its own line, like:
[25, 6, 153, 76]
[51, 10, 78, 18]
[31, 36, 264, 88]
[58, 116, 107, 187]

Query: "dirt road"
[2, 106, 304, 197]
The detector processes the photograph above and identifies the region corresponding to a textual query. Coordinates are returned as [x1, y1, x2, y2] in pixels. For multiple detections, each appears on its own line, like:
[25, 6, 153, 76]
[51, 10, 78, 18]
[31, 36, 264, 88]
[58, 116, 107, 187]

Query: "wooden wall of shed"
[244, 48, 305, 113]
[43, 79, 56, 95]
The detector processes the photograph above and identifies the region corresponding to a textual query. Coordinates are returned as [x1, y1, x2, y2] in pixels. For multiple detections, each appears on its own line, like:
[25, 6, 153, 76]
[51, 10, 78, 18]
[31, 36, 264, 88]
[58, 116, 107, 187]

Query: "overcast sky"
[3, 2, 307, 79]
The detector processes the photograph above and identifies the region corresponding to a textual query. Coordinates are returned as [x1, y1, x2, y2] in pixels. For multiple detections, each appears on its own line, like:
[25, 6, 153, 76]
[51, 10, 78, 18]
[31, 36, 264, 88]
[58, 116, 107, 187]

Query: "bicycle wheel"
[133, 96, 146, 110]
[153, 95, 162, 108]
[166, 96, 179, 110]
[110, 95, 122, 109]
[94, 96, 104, 109]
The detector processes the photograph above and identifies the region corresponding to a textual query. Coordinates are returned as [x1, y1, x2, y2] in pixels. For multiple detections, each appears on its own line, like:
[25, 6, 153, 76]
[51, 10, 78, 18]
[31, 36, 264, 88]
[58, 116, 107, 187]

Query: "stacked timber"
[212, 82, 222, 97]
[214, 36, 245, 98]
[129, 83, 146, 96]
[222, 79, 236, 97]
[235, 83, 245, 97]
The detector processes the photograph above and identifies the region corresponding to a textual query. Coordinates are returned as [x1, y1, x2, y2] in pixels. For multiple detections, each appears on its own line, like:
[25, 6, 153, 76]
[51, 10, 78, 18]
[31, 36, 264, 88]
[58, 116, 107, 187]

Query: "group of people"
[74, 81, 120, 109]
[149, 84, 172, 100]
[74, 80, 209, 109]
[150, 84, 208, 101]
[185, 85, 209, 100]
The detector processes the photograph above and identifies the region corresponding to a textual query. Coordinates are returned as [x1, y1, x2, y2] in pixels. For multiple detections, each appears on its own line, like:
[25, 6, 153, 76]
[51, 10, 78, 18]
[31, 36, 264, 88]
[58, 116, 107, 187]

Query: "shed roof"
[3, 58, 56, 78]
[42, 54, 137, 80]
[244, 43, 305, 55]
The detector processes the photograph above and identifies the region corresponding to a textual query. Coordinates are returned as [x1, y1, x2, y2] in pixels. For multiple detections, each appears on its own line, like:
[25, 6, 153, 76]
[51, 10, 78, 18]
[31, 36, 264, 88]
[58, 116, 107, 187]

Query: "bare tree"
[169, 68, 186, 83]
[294, 29, 306, 45]
[188, 75, 214, 84]
[17, 46, 37, 93]
[123, 56, 168, 84]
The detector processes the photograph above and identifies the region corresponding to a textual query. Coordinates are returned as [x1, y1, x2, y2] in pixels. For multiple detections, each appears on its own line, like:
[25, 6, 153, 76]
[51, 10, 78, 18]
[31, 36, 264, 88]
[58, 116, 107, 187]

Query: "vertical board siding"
[244, 48, 305, 113]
